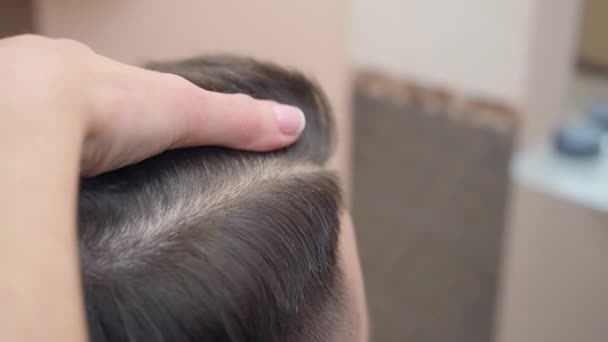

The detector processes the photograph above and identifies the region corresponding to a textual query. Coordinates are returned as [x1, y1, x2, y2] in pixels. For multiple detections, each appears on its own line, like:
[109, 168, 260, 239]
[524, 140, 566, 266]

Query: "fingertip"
[274, 104, 306, 137]
[226, 104, 305, 152]
[244, 101, 305, 151]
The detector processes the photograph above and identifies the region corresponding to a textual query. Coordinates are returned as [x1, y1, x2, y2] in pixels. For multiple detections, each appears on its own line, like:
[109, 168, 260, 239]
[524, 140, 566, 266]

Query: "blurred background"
[2, 1, 607, 341]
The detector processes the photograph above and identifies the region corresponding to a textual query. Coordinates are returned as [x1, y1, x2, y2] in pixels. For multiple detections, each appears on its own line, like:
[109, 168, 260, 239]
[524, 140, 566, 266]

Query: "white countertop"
[512, 144, 608, 213]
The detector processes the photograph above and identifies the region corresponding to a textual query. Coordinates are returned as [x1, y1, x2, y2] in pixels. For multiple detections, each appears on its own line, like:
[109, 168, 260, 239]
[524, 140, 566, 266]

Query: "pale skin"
[0, 35, 307, 342]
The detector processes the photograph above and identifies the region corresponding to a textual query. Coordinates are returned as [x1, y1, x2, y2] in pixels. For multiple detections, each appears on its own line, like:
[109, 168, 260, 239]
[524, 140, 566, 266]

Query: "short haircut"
[78, 56, 344, 342]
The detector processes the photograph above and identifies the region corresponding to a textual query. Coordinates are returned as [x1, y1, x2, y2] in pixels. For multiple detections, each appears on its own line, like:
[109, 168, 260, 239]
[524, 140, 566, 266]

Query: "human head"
[78, 56, 367, 341]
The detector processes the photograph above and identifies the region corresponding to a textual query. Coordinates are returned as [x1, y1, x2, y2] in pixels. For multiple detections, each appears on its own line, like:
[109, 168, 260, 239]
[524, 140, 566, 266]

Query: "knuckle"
[2, 34, 48, 50]
[161, 73, 188, 88]
[13, 34, 48, 44]
[54, 38, 94, 55]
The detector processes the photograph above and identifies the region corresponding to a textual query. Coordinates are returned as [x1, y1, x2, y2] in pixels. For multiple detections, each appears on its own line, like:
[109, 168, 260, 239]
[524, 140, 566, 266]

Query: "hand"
[0, 35, 305, 175]
[0, 35, 306, 342]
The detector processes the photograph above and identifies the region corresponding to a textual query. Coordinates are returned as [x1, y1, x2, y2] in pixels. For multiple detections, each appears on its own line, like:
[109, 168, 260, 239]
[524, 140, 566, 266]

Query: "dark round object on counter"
[554, 120, 603, 157]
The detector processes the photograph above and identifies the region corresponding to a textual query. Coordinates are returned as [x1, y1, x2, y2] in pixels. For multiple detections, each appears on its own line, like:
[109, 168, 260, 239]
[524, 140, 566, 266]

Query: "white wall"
[351, 0, 533, 106]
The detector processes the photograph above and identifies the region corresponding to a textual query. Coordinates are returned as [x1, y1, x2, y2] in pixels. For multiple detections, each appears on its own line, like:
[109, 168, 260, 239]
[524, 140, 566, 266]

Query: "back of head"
[78, 56, 344, 342]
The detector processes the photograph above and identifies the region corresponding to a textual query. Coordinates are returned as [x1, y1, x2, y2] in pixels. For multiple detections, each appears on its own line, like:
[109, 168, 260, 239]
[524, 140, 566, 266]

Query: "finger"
[178, 90, 307, 151]
[110, 66, 306, 152]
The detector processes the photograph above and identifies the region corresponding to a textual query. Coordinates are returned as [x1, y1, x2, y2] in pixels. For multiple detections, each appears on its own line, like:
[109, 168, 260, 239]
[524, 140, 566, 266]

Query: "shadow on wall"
[0, 0, 35, 38]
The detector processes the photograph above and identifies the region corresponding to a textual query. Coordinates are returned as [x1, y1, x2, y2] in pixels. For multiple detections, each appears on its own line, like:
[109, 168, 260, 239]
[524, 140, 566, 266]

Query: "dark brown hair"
[78, 56, 344, 342]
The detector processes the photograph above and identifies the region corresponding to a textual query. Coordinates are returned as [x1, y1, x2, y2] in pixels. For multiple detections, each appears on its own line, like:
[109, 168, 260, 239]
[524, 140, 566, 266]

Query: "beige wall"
[517, 0, 583, 148]
[497, 2, 595, 341]
[34, 0, 351, 186]
[351, 0, 532, 107]
[497, 185, 608, 342]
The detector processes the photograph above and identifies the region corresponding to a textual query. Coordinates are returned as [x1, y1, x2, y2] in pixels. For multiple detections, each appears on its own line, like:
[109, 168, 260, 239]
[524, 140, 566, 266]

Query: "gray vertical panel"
[352, 90, 514, 342]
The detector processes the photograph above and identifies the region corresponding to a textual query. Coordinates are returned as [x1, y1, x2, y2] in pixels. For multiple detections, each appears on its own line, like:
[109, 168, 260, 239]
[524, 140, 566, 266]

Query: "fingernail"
[275, 104, 306, 136]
